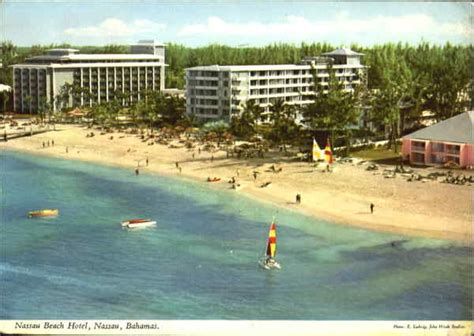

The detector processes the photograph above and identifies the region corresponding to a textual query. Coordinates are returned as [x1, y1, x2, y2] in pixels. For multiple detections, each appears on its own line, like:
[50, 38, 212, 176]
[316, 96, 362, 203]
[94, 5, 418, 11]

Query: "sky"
[1, 1, 472, 47]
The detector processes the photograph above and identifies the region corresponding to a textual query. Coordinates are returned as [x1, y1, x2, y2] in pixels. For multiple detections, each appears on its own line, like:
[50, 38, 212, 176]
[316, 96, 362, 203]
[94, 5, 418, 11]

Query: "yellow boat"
[28, 209, 59, 218]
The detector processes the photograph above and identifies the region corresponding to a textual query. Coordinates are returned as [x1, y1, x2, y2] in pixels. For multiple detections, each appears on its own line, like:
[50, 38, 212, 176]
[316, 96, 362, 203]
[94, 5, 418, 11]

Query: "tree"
[89, 102, 108, 128]
[0, 41, 17, 86]
[303, 62, 363, 154]
[161, 94, 186, 126]
[1, 91, 9, 113]
[229, 100, 264, 139]
[266, 98, 300, 146]
[37, 97, 52, 122]
[54, 83, 74, 112]
[370, 56, 414, 152]
[423, 44, 471, 120]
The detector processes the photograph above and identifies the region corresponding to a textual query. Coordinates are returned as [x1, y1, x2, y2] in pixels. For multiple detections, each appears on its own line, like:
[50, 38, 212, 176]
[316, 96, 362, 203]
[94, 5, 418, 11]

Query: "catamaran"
[258, 220, 281, 270]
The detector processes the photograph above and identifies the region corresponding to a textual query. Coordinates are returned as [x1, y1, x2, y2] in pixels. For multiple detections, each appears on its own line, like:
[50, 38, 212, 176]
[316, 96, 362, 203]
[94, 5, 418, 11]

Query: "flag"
[324, 138, 333, 164]
[312, 138, 321, 161]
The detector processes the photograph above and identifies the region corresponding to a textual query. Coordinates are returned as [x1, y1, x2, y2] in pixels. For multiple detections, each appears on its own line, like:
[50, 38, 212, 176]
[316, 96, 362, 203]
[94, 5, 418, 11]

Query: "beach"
[2, 123, 472, 243]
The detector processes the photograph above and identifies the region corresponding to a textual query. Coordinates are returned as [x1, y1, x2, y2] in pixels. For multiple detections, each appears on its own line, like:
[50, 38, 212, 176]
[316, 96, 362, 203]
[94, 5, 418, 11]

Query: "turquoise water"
[1, 150, 472, 320]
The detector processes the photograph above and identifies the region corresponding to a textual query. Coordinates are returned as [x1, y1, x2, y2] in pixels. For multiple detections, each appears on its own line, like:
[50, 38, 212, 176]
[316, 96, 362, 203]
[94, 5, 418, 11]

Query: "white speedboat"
[121, 218, 156, 229]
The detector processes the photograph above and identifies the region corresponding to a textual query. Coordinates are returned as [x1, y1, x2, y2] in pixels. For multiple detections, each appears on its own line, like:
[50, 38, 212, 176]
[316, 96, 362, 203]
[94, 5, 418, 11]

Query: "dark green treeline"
[2, 41, 472, 117]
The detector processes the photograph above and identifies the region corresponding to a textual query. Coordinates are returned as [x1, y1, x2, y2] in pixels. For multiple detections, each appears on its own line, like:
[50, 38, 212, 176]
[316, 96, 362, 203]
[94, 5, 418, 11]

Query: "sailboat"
[258, 220, 281, 270]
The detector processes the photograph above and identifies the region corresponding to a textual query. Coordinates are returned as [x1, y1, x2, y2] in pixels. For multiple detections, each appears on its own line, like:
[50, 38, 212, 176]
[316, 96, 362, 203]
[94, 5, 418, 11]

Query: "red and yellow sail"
[324, 138, 333, 164]
[266, 221, 277, 258]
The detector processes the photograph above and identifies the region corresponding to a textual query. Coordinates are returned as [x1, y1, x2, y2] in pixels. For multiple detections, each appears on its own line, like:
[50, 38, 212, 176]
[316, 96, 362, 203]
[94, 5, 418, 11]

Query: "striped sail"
[324, 138, 333, 164]
[265, 222, 277, 258]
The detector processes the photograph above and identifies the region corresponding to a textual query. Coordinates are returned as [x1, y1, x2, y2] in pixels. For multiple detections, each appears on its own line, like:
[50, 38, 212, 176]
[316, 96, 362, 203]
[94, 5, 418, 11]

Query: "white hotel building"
[12, 40, 166, 113]
[185, 48, 367, 122]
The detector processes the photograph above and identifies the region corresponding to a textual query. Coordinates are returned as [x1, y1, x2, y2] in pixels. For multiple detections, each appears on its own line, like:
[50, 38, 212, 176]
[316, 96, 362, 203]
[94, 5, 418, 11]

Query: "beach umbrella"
[0, 84, 11, 92]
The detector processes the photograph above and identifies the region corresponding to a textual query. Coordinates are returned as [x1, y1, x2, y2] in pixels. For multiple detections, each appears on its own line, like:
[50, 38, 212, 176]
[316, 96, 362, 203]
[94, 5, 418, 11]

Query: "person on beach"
[42, 142, 45, 148]
[198, 148, 201, 155]
[370, 203, 374, 214]
[175, 161, 179, 168]
[296, 194, 301, 204]
[52, 140, 54, 147]
[135, 167, 139, 176]
[146, 158, 149, 166]
[192, 153, 195, 159]
[253, 172, 257, 181]
[211, 155, 214, 163]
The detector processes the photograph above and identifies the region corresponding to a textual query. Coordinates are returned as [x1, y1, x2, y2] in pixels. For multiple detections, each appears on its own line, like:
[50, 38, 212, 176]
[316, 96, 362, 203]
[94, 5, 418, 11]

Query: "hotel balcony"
[445, 148, 460, 155]
[411, 146, 426, 153]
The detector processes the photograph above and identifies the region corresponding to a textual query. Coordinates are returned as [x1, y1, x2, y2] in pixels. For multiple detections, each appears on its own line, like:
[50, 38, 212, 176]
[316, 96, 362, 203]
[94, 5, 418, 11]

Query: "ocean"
[1, 150, 472, 320]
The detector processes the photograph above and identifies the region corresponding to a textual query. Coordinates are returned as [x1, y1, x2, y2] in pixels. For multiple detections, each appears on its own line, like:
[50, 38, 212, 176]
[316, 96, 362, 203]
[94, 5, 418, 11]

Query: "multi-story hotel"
[12, 40, 166, 113]
[185, 48, 367, 122]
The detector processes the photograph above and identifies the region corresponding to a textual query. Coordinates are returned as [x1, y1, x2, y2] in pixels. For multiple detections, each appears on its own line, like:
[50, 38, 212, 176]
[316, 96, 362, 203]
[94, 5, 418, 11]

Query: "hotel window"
[430, 154, 444, 164]
[445, 144, 460, 155]
[431, 142, 444, 153]
[411, 141, 425, 152]
[411, 152, 425, 163]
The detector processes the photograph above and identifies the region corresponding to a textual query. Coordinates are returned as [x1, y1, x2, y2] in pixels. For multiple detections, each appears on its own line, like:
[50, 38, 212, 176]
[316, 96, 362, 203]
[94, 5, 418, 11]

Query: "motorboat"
[28, 209, 59, 218]
[121, 218, 156, 229]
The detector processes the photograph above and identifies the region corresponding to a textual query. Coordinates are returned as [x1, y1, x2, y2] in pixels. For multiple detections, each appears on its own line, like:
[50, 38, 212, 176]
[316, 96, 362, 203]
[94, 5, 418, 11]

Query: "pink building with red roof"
[402, 111, 474, 168]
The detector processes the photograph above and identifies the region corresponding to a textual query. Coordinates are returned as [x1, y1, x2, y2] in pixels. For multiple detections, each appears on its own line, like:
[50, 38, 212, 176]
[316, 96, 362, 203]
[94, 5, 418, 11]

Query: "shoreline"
[2, 124, 472, 244]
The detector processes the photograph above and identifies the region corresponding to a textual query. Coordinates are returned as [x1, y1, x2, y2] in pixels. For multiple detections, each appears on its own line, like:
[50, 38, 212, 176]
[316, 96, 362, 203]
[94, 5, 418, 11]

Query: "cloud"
[177, 14, 471, 40]
[65, 18, 166, 37]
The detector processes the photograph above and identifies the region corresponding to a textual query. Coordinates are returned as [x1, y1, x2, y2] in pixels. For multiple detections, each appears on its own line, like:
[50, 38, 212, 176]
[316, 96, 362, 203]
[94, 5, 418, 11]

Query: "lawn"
[350, 146, 401, 162]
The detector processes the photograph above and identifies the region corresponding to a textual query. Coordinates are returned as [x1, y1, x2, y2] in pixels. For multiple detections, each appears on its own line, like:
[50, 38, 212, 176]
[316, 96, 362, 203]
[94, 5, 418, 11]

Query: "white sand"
[2, 124, 472, 242]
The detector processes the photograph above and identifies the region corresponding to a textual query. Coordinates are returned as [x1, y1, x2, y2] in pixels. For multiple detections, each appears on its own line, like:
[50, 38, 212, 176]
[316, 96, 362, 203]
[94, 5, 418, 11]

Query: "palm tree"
[267, 98, 300, 147]
[1, 91, 9, 114]
[303, 62, 364, 155]
[0, 41, 17, 86]
[229, 99, 264, 138]
[37, 97, 50, 122]
[182, 112, 198, 128]
[161, 94, 186, 126]
[24, 95, 33, 114]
